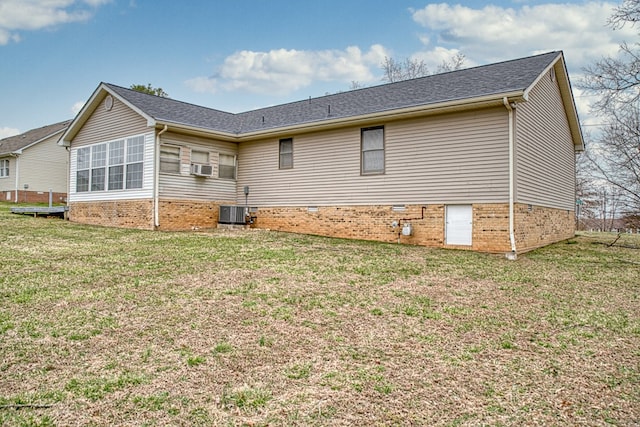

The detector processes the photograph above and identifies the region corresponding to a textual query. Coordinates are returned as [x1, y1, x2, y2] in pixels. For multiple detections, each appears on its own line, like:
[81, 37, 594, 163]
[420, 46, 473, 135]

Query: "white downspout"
[154, 125, 168, 228]
[12, 153, 19, 203]
[503, 97, 517, 259]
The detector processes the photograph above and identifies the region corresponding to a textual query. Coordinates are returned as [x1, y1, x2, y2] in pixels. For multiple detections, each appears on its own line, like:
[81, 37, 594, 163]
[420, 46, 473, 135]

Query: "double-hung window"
[279, 138, 293, 169]
[0, 159, 9, 178]
[361, 126, 385, 175]
[76, 135, 145, 192]
[219, 154, 236, 179]
[159, 145, 180, 173]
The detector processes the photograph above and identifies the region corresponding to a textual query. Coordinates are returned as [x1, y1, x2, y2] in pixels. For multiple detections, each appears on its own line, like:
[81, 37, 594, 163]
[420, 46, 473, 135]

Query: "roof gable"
[0, 120, 71, 156]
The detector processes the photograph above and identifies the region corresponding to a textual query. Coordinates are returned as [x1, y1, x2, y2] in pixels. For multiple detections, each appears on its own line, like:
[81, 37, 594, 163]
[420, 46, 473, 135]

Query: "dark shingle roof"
[0, 120, 71, 156]
[106, 84, 239, 133]
[106, 51, 560, 135]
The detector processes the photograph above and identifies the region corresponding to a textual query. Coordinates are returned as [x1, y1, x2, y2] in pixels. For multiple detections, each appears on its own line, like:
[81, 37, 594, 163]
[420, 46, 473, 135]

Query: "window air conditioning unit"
[191, 164, 213, 177]
[219, 205, 247, 225]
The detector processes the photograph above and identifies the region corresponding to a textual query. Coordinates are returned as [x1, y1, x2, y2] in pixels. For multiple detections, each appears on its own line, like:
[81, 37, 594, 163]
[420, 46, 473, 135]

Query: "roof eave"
[236, 91, 526, 141]
[153, 121, 239, 141]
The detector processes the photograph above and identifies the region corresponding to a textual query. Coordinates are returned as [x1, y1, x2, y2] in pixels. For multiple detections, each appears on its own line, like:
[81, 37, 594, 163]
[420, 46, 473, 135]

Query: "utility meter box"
[402, 223, 413, 236]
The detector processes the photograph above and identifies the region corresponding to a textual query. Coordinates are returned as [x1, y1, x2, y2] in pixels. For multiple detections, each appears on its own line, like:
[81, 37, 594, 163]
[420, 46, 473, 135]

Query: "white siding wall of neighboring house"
[158, 132, 237, 201]
[15, 134, 68, 194]
[237, 107, 510, 206]
[73, 95, 149, 147]
[69, 132, 154, 202]
[515, 66, 576, 210]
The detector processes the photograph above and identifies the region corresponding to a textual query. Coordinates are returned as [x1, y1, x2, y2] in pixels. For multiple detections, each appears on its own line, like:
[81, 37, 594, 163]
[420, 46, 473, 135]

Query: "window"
[279, 138, 293, 169]
[160, 145, 180, 173]
[108, 140, 125, 190]
[75, 135, 145, 192]
[361, 126, 384, 174]
[191, 150, 209, 164]
[90, 144, 106, 191]
[0, 159, 9, 178]
[126, 136, 144, 189]
[219, 154, 236, 179]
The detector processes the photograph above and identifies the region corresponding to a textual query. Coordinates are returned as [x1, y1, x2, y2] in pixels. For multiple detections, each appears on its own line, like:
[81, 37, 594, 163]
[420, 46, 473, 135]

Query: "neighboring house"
[0, 120, 71, 203]
[59, 51, 584, 255]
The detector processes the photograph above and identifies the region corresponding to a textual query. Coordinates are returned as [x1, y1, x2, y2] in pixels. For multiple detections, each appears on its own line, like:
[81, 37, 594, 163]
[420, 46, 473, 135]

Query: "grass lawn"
[1, 202, 638, 426]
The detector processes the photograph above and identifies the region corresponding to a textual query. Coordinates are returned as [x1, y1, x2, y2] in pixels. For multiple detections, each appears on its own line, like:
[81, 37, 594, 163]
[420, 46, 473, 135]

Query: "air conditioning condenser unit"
[219, 205, 247, 225]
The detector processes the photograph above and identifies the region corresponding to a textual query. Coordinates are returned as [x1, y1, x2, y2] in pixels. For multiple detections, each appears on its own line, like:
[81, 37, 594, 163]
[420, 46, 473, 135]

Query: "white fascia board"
[59, 83, 156, 146]
[236, 91, 526, 141]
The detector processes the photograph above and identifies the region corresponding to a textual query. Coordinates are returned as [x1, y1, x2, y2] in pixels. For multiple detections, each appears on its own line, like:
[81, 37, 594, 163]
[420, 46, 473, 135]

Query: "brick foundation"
[4, 190, 67, 204]
[68, 200, 575, 254]
[157, 199, 232, 231]
[253, 204, 445, 247]
[251, 203, 574, 254]
[69, 199, 154, 229]
[514, 203, 575, 252]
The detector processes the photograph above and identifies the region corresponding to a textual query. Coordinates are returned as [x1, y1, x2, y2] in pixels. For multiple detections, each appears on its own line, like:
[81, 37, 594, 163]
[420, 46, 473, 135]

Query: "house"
[59, 51, 583, 256]
[0, 120, 71, 203]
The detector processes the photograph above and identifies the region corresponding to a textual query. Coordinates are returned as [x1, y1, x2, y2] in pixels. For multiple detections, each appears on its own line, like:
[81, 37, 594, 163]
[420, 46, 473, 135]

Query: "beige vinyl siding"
[516, 68, 576, 210]
[237, 107, 509, 206]
[73, 95, 149, 147]
[69, 133, 154, 202]
[14, 133, 68, 194]
[158, 132, 237, 201]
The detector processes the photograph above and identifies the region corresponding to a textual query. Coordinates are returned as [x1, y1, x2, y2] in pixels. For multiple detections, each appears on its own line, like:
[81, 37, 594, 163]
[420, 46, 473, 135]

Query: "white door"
[445, 205, 473, 246]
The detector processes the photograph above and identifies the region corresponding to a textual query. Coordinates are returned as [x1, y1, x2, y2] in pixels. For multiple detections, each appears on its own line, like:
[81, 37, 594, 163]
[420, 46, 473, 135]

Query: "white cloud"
[409, 2, 637, 128]
[71, 101, 85, 115]
[410, 2, 635, 69]
[186, 44, 389, 96]
[0, 0, 110, 45]
[0, 127, 21, 139]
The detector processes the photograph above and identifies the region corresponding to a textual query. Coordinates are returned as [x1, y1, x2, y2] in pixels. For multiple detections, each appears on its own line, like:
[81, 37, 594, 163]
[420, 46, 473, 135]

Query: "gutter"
[154, 125, 168, 228]
[503, 97, 518, 259]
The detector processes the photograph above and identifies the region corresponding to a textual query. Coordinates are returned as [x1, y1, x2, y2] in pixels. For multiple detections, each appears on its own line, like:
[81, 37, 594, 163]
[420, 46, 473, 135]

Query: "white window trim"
[74, 134, 147, 193]
[0, 159, 9, 178]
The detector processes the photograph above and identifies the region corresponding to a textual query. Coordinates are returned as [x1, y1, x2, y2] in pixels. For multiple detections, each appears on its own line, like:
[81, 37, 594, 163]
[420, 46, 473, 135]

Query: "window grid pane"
[77, 147, 90, 170]
[92, 144, 107, 168]
[127, 136, 145, 163]
[108, 165, 124, 190]
[109, 140, 125, 165]
[91, 168, 105, 191]
[126, 163, 143, 189]
[76, 170, 89, 192]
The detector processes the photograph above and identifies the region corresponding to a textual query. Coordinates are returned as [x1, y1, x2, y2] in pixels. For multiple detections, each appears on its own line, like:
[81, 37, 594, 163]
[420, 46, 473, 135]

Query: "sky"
[0, 0, 636, 138]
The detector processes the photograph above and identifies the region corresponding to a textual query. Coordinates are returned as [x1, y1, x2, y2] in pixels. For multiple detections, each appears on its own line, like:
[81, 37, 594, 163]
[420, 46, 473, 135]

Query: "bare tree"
[435, 52, 467, 73]
[381, 53, 465, 83]
[579, 0, 640, 218]
[609, 0, 640, 29]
